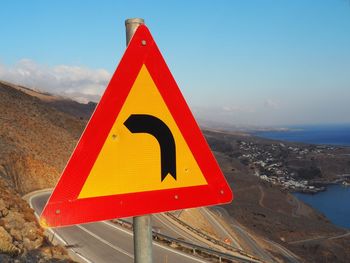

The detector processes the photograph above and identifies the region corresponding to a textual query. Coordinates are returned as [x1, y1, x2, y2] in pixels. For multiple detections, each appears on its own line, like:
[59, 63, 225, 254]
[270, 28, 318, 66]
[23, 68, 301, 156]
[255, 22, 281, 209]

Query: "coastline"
[292, 184, 350, 229]
[252, 125, 350, 230]
[295, 174, 350, 194]
[204, 128, 350, 261]
[291, 181, 350, 194]
[252, 124, 350, 194]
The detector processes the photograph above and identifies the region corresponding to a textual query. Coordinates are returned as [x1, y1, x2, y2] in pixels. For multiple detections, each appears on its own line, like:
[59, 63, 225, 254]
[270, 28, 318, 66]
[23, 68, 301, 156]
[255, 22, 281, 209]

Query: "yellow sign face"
[78, 65, 207, 199]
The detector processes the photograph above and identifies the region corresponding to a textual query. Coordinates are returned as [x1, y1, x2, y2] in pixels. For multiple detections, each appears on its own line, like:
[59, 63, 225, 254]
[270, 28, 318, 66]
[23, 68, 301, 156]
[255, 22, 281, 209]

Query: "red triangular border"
[40, 25, 233, 227]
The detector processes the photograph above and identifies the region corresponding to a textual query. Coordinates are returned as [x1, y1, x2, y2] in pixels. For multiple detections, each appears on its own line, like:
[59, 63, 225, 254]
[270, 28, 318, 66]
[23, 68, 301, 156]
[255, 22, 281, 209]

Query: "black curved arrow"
[124, 114, 176, 181]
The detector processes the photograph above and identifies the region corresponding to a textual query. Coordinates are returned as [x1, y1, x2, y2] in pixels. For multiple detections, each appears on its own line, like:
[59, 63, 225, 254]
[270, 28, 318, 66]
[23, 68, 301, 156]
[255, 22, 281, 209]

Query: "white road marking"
[103, 221, 133, 236]
[30, 192, 208, 262]
[77, 225, 134, 259]
[153, 214, 202, 244]
[28, 195, 35, 209]
[48, 228, 68, 246]
[102, 221, 208, 263]
[74, 252, 94, 263]
[29, 194, 92, 263]
[201, 208, 242, 249]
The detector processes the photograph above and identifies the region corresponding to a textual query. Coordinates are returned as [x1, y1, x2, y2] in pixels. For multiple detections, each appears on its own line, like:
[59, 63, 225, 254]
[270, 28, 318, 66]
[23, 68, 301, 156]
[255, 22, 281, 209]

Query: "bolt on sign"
[40, 25, 233, 227]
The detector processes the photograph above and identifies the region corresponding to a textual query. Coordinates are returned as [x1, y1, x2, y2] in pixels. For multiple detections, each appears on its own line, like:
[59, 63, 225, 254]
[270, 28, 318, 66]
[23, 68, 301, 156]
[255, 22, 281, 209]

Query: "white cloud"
[222, 105, 255, 113]
[0, 59, 111, 103]
[264, 99, 279, 109]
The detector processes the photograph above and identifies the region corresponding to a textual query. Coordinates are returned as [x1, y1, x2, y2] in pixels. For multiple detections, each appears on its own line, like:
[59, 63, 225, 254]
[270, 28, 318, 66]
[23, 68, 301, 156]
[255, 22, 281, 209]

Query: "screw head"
[174, 195, 179, 200]
[220, 190, 224, 195]
[141, 40, 147, 46]
[112, 134, 118, 140]
[55, 209, 61, 215]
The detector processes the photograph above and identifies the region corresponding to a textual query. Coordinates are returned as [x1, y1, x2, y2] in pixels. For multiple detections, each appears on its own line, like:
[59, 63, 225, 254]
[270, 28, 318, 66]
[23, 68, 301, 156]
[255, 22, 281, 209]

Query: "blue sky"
[0, 0, 349, 126]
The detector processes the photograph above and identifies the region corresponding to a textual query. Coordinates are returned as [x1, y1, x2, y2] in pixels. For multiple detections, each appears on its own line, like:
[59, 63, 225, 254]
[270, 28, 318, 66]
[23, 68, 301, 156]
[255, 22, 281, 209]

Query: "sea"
[294, 185, 350, 229]
[256, 124, 350, 146]
[256, 124, 350, 229]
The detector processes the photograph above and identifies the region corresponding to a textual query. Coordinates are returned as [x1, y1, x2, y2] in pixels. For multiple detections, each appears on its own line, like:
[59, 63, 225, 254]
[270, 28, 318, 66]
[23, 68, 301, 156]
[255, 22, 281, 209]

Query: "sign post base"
[133, 215, 153, 263]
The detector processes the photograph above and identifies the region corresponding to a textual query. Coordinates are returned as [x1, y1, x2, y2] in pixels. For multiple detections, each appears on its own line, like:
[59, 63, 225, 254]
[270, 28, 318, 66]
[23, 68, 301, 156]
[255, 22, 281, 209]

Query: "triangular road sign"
[40, 25, 233, 227]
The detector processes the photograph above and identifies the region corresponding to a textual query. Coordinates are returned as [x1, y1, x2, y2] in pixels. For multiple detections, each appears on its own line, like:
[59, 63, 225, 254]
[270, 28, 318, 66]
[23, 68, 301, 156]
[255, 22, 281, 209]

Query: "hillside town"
[235, 140, 348, 193]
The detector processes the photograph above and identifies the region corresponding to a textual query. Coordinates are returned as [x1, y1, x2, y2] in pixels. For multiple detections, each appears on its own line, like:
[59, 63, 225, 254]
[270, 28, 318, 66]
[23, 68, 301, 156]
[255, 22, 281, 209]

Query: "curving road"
[199, 207, 242, 249]
[210, 207, 300, 263]
[29, 192, 209, 263]
[29, 191, 269, 263]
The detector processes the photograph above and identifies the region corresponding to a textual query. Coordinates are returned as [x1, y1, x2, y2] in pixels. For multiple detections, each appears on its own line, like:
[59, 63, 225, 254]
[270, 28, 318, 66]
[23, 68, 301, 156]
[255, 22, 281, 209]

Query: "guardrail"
[113, 218, 260, 263]
[155, 232, 248, 263]
[164, 212, 263, 262]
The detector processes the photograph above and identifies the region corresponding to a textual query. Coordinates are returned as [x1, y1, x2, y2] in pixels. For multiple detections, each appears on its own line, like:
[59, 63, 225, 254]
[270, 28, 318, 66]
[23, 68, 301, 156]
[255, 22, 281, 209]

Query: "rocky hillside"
[0, 80, 89, 194]
[0, 177, 73, 262]
[0, 80, 88, 261]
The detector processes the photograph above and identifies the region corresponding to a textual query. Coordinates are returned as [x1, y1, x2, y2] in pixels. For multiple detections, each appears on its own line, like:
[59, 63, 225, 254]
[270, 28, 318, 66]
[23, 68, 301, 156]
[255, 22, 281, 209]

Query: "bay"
[294, 185, 350, 229]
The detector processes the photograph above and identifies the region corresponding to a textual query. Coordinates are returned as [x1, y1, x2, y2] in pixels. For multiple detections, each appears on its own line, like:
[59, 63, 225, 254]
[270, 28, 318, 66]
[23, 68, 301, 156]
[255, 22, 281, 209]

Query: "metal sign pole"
[125, 18, 153, 263]
[125, 18, 145, 46]
[133, 215, 153, 263]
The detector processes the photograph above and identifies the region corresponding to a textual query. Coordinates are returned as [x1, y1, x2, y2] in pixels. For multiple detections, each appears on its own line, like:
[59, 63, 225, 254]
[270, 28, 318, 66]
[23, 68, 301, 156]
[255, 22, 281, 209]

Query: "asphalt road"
[123, 214, 205, 246]
[209, 207, 271, 261]
[210, 207, 300, 263]
[30, 192, 208, 263]
[199, 207, 242, 249]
